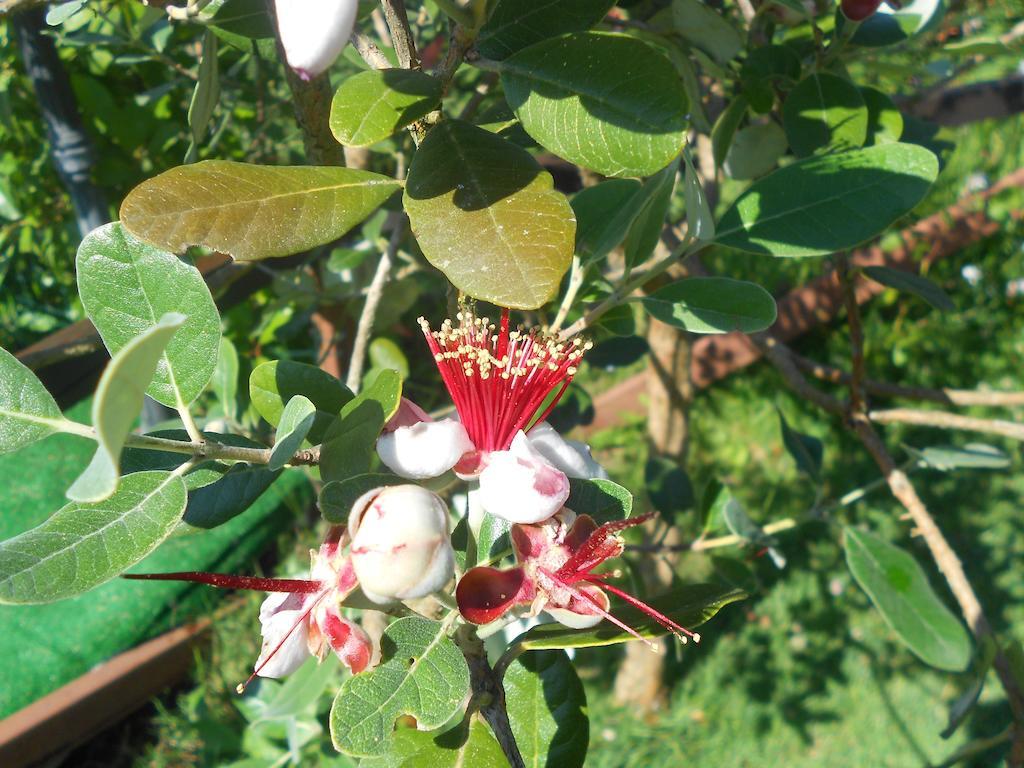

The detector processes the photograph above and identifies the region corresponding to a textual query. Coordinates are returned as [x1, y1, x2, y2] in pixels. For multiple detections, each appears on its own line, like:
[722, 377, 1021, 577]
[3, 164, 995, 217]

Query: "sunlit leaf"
[249, 360, 353, 444]
[121, 161, 401, 261]
[477, 0, 615, 59]
[860, 86, 904, 146]
[404, 120, 575, 309]
[212, 337, 240, 421]
[268, 396, 316, 471]
[501, 32, 688, 177]
[641, 277, 777, 334]
[360, 718, 507, 768]
[319, 369, 402, 483]
[0, 471, 187, 604]
[0, 347, 64, 453]
[566, 478, 633, 524]
[330, 69, 443, 147]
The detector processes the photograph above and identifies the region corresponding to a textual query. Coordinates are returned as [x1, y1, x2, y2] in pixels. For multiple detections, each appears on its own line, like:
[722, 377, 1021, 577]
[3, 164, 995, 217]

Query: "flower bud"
[274, 0, 359, 81]
[377, 399, 475, 480]
[840, 0, 885, 21]
[349, 485, 455, 603]
[478, 431, 570, 524]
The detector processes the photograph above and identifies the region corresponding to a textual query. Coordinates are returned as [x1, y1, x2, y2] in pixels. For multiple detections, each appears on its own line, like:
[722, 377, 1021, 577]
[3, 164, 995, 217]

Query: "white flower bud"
[478, 431, 570, 524]
[274, 0, 359, 80]
[377, 418, 475, 480]
[349, 485, 455, 603]
[527, 421, 608, 480]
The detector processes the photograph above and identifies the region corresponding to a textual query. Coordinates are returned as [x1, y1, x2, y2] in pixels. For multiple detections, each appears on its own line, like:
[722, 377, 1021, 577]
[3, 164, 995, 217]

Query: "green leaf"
[741, 45, 801, 113]
[860, 86, 903, 146]
[644, 457, 694, 520]
[571, 179, 643, 265]
[586, 335, 649, 368]
[45, 1, 85, 26]
[624, 164, 677, 269]
[699, 478, 725, 532]
[716, 143, 939, 257]
[724, 122, 788, 180]
[268, 396, 316, 471]
[851, 0, 943, 47]
[360, 718, 507, 768]
[844, 526, 972, 671]
[121, 430, 281, 531]
[212, 337, 239, 421]
[672, 0, 743, 64]
[121, 161, 401, 261]
[912, 443, 1010, 471]
[0, 346, 64, 453]
[516, 583, 745, 649]
[711, 95, 748, 168]
[249, 360, 353, 444]
[777, 408, 823, 482]
[77, 223, 221, 408]
[566, 478, 633, 524]
[68, 314, 185, 503]
[474, 511, 512, 568]
[206, 0, 275, 39]
[0, 471, 187, 604]
[501, 32, 689, 178]
[476, 0, 615, 59]
[330, 617, 470, 757]
[404, 120, 575, 309]
[941, 637, 995, 739]
[368, 338, 410, 379]
[319, 369, 402, 484]
[682, 149, 715, 241]
[330, 69, 443, 147]
[319, 473, 405, 523]
[505, 651, 589, 768]
[863, 265, 955, 311]
[782, 73, 868, 157]
[187, 31, 220, 160]
[641, 277, 777, 334]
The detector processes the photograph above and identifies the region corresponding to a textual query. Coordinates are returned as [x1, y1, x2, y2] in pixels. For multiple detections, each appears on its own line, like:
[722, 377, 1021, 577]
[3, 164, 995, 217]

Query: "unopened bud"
[274, 0, 359, 81]
[349, 485, 455, 603]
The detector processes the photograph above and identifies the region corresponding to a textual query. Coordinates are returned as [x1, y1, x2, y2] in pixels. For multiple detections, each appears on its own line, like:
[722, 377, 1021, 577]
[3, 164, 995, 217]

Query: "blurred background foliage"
[2, 0, 1023, 766]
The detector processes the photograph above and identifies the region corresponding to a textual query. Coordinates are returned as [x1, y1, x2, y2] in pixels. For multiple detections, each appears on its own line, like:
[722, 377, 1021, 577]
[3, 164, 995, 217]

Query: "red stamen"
[236, 590, 328, 693]
[541, 570, 658, 651]
[585, 577, 701, 644]
[123, 572, 323, 593]
[556, 514, 655, 582]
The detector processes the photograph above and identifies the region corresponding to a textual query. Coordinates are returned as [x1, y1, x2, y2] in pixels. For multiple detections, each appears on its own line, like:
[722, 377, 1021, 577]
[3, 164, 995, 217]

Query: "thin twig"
[628, 518, 798, 553]
[548, 255, 585, 333]
[839, 256, 867, 414]
[380, 0, 419, 69]
[868, 408, 1024, 442]
[351, 32, 392, 69]
[346, 213, 408, 392]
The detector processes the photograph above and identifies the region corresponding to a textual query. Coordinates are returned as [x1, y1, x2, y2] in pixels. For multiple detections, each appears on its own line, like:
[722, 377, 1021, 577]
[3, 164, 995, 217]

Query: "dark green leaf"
[641, 277, 777, 334]
[571, 179, 644, 265]
[566, 478, 633, 524]
[187, 32, 220, 158]
[585, 335, 649, 369]
[851, 0, 943, 47]
[517, 583, 746, 649]
[477, 0, 615, 59]
[249, 360, 353, 444]
[404, 120, 575, 309]
[0, 471, 187, 604]
[501, 32, 688, 177]
[0, 346, 63, 453]
[319, 473, 404, 523]
[844, 526, 972, 671]
[716, 143, 939, 257]
[863, 265, 954, 311]
[77, 223, 221, 408]
[121, 161, 401, 261]
[672, 0, 743, 64]
[505, 651, 588, 768]
[624, 164, 677, 268]
[320, 370, 402, 484]
[330, 69, 443, 147]
[782, 73, 868, 157]
[644, 457, 694, 519]
[777, 408, 823, 482]
[330, 617, 470, 757]
[711, 95, 748, 168]
[207, 0, 275, 38]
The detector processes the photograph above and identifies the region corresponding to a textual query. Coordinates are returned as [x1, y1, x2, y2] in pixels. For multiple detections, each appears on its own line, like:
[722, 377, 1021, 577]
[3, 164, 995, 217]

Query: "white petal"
[546, 606, 604, 630]
[256, 592, 311, 679]
[350, 485, 455, 603]
[478, 431, 569, 524]
[527, 421, 607, 480]
[376, 419, 474, 479]
[274, 0, 358, 79]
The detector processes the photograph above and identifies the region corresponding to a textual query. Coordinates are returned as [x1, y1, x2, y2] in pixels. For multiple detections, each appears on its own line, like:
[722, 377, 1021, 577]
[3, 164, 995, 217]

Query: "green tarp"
[0, 401, 310, 718]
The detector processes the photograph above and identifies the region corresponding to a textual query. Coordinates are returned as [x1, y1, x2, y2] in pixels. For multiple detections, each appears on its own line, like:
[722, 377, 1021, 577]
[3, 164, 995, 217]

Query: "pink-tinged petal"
[555, 513, 654, 582]
[510, 522, 553, 563]
[527, 421, 608, 480]
[478, 431, 569, 524]
[562, 513, 600, 552]
[456, 566, 533, 625]
[255, 592, 314, 679]
[384, 398, 432, 432]
[376, 418, 474, 479]
[318, 604, 375, 674]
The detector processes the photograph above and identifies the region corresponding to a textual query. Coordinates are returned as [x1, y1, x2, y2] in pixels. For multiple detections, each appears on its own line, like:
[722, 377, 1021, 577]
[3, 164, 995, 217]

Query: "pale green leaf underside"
[502, 32, 688, 178]
[845, 526, 971, 671]
[404, 120, 575, 309]
[642, 277, 777, 334]
[0, 470, 187, 604]
[268, 395, 315, 471]
[77, 222, 221, 408]
[716, 143, 939, 257]
[330, 68, 443, 147]
[69, 314, 185, 503]
[0, 346, 63, 453]
[120, 160, 401, 261]
[330, 617, 470, 757]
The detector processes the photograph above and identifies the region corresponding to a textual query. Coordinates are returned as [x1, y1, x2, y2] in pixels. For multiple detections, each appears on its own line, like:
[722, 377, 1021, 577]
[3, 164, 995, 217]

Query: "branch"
[789, 353, 1024, 408]
[839, 256, 867, 413]
[868, 408, 1024, 442]
[351, 32, 392, 69]
[380, 0, 419, 69]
